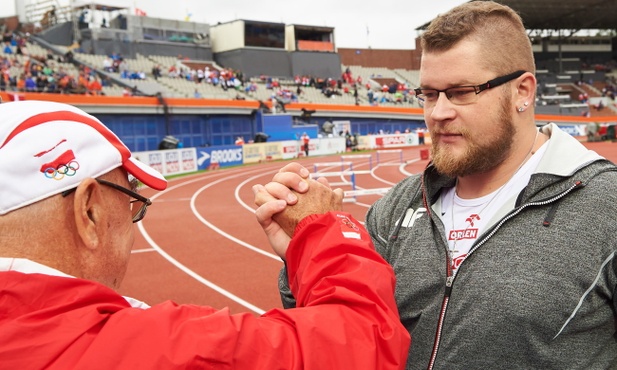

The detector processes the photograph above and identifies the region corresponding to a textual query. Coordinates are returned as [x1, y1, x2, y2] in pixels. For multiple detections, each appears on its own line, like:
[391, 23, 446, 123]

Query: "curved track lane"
[117, 141, 617, 315]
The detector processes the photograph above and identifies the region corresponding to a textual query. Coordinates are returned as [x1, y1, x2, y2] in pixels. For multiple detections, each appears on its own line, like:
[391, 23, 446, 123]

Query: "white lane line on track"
[138, 220, 267, 315]
[400, 158, 420, 177]
[369, 165, 396, 186]
[191, 177, 282, 262]
[235, 175, 264, 213]
[135, 157, 412, 314]
[138, 165, 284, 315]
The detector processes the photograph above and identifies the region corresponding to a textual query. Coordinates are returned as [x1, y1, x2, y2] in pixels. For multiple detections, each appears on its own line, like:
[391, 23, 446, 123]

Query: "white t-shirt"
[440, 142, 547, 273]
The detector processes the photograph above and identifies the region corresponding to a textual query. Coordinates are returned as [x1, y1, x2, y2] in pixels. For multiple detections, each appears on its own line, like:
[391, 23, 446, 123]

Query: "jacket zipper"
[425, 181, 583, 370]
[427, 274, 453, 370]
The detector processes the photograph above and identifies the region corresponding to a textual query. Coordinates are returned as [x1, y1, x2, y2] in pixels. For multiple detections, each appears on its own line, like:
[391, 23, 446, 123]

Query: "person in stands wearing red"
[0, 100, 409, 369]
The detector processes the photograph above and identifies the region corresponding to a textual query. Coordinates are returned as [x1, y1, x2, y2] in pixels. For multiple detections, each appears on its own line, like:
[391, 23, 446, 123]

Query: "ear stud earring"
[518, 102, 529, 112]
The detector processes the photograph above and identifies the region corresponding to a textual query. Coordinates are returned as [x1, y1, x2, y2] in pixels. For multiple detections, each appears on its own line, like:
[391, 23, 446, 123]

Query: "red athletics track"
[117, 140, 617, 315]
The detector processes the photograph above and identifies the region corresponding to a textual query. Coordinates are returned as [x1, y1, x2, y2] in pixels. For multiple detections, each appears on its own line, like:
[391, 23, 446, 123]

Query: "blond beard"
[430, 97, 515, 177]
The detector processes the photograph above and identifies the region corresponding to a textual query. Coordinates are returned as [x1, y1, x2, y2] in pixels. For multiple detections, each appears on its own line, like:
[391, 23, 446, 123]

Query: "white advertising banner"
[134, 147, 198, 177]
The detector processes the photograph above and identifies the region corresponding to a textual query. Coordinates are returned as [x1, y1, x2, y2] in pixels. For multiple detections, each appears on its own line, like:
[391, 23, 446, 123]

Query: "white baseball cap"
[0, 100, 167, 215]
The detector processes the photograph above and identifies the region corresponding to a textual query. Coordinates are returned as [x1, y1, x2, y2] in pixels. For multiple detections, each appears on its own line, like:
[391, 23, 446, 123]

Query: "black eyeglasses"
[62, 178, 152, 223]
[414, 70, 526, 108]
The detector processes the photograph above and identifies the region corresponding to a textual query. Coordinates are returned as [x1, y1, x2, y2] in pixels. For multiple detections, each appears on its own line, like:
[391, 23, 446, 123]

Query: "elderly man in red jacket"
[0, 100, 409, 369]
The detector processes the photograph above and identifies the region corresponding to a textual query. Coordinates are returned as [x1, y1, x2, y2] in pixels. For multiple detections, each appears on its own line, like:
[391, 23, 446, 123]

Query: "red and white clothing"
[0, 212, 410, 369]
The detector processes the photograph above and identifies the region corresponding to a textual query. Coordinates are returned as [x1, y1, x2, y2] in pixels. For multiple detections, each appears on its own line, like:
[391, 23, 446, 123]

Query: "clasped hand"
[253, 162, 344, 259]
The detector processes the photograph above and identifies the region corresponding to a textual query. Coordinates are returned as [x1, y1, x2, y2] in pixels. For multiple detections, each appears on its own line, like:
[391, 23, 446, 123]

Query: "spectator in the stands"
[245, 82, 257, 94]
[342, 67, 353, 84]
[87, 76, 102, 95]
[196, 68, 204, 83]
[152, 64, 161, 80]
[210, 71, 219, 86]
[372, 91, 380, 105]
[235, 70, 244, 86]
[24, 73, 36, 91]
[2, 31, 12, 44]
[118, 59, 129, 78]
[102, 57, 113, 72]
[0, 72, 6, 91]
[58, 74, 75, 93]
[379, 93, 391, 104]
[388, 82, 397, 94]
[36, 75, 48, 92]
[76, 72, 89, 93]
[47, 76, 57, 92]
[64, 50, 74, 63]
[394, 91, 404, 104]
[168, 65, 178, 78]
[16, 73, 25, 91]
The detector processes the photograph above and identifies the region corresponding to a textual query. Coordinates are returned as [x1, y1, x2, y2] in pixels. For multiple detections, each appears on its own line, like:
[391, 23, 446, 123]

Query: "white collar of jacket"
[0, 257, 150, 309]
[536, 123, 604, 177]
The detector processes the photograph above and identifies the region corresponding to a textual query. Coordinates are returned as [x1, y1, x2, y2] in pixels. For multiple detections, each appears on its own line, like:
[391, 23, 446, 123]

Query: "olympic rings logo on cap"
[43, 160, 80, 180]
[38, 149, 79, 181]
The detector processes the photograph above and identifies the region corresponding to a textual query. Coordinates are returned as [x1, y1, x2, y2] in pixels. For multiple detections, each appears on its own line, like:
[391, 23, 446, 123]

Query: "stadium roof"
[417, 0, 617, 31]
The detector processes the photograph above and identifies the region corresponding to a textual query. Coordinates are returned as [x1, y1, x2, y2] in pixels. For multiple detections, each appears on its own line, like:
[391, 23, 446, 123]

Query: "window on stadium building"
[244, 22, 285, 49]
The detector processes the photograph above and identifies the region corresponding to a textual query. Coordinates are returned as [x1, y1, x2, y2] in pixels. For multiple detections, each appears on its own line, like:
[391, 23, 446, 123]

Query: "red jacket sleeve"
[276, 211, 411, 369]
[101, 212, 408, 369]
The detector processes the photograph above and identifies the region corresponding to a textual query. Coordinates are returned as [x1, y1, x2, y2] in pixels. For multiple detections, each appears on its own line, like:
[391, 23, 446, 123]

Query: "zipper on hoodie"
[427, 247, 453, 370]
[425, 180, 583, 370]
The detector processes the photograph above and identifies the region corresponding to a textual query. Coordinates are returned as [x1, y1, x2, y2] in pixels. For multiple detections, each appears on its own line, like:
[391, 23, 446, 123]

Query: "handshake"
[253, 162, 344, 258]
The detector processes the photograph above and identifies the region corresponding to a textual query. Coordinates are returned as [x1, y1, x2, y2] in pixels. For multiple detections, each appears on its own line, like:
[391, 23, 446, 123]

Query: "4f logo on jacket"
[398, 207, 427, 228]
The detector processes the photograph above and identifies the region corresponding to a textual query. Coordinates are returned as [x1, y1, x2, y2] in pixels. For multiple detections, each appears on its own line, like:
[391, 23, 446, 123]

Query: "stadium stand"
[0, 0, 614, 129]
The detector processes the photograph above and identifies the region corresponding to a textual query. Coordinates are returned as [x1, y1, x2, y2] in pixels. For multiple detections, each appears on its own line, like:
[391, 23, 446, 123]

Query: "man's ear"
[72, 178, 104, 250]
[515, 72, 536, 108]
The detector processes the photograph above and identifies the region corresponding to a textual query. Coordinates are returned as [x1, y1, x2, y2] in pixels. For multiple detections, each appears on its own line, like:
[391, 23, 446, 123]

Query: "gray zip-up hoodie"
[364, 123, 617, 369]
[278, 123, 616, 369]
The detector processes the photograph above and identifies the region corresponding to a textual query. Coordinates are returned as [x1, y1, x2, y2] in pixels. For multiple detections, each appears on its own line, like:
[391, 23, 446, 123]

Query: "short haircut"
[420, 1, 535, 75]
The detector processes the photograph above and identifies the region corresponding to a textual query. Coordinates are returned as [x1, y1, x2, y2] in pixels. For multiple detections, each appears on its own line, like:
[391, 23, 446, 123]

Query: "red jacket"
[0, 212, 410, 369]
